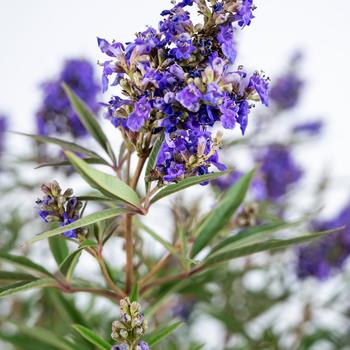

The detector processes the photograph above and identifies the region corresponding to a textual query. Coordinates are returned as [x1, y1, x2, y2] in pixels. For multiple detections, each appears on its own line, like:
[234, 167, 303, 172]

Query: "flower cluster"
[0, 115, 8, 158]
[257, 144, 303, 201]
[36, 59, 100, 139]
[269, 53, 303, 111]
[297, 199, 350, 280]
[36, 181, 83, 238]
[98, 0, 269, 183]
[111, 298, 149, 350]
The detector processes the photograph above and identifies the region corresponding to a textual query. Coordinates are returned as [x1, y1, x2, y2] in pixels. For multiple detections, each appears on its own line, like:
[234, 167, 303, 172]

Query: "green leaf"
[0, 252, 52, 277]
[150, 170, 231, 204]
[35, 157, 107, 169]
[145, 321, 184, 346]
[65, 151, 141, 209]
[15, 132, 103, 160]
[49, 236, 69, 266]
[0, 271, 36, 281]
[9, 322, 81, 350]
[208, 221, 297, 256]
[145, 133, 164, 192]
[72, 324, 111, 350]
[204, 229, 340, 267]
[63, 83, 116, 165]
[46, 289, 91, 328]
[190, 169, 255, 258]
[0, 278, 55, 298]
[59, 240, 97, 278]
[136, 220, 179, 257]
[27, 207, 129, 244]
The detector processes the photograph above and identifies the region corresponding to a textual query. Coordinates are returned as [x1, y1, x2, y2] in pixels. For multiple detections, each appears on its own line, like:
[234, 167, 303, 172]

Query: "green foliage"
[62, 83, 116, 165]
[190, 169, 255, 258]
[144, 321, 184, 346]
[49, 236, 69, 266]
[27, 207, 129, 244]
[72, 324, 112, 350]
[65, 151, 141, 209]
[150, 170, 231, 204]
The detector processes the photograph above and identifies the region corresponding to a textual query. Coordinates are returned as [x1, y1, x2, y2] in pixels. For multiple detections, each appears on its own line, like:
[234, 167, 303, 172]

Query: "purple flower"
[235, 0, 255, 28]
[170, 33, 196, 60]
[111, 345, 128, 350]
[36, 59, 100, 139]
[156, 129, 225, 183]
[297, 199, 350, 280]
[236, 100, 250, 135]
[258, 144, 302, 200]
[127, 97, 151, 132]
[248, 73, 269, 106]
[0, 115, 8, 157]
[217, 25, 237, 64]
[292, 120, 323, 135]
[175, 83, 202, 112]
[137, 341, 150, 350]
[269, 72, 303, 110]
[219, 98, 238, 129]
[204, 83, 223, 104]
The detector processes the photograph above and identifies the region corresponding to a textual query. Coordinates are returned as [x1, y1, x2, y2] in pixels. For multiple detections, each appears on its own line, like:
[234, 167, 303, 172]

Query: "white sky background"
[1, 1, 350, 349]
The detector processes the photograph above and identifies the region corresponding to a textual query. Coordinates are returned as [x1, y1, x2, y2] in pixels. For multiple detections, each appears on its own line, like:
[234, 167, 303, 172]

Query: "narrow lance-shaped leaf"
[0, 278, 55, 299]
[204, 228, 340, 267]
[145, 133, 164, 192]
[62, 83, 116, 165]
[35, 157, 107, 169]
[7, 322, 82, 350]
[144, 321, 184, 346]
[208, 221, 298, 256]
[0, 252, 52, 277]
[150, 169, 232, 204]
[72, 325, 112, 350]
[190, 169, 255, 258]
[27, 207, 129, 244]
[49, 236, 69, 266]
[0, 271, 36, 281]
[65, 151, 141, 209]
[14, 132, 104, 160]
[59, 240, 97, 278]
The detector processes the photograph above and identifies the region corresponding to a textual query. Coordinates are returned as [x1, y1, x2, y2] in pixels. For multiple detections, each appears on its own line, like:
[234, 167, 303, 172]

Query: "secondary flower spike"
[36, 59, 100, 139]
[98, 0, 269, 184]
[36, 181, 83, 238]
[111, 298, 149, 350]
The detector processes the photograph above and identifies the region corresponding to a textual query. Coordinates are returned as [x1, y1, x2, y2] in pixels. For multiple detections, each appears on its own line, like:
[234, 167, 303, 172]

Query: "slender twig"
[97, 246, 127, 298]
[139, 252, 172, 286]
[140, 265, 204, 294]
[126, 149, 132, 185]
[59, 285, 121, 302]
[130, 156, 147, 190]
